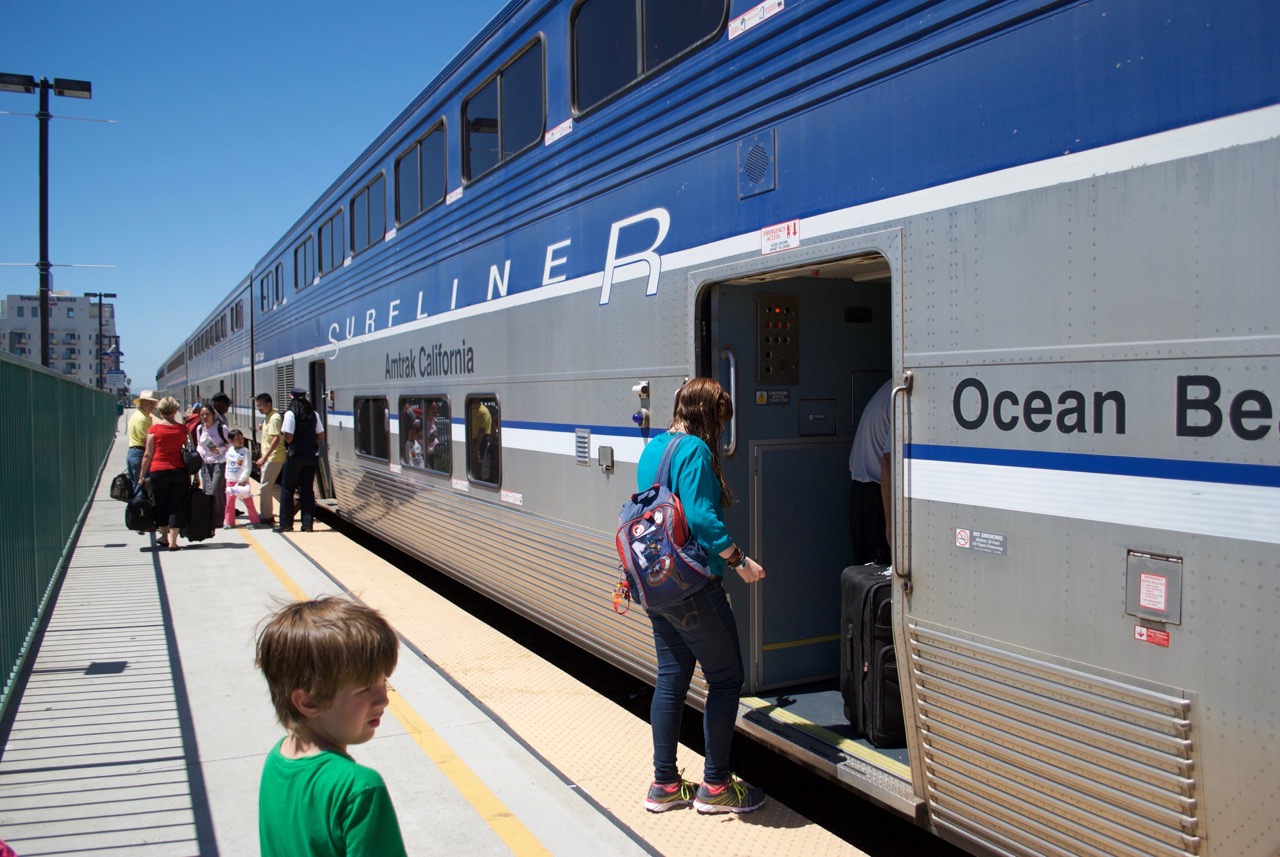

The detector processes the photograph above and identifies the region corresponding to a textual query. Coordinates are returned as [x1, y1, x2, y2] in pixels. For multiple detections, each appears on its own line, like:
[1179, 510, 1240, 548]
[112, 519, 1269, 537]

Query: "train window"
[294, 236, 315, 291]
[572, 0, 725, 113]
[351, 174, 387, 255]
[259, 269, 272, 314]
[464, 40, 544, 181]
[465, 395, 500, 485]
[273, 262, 284, 307]
[395, 124, 447, 225]
[354, 396, 390, 461]
[399, 396, 451, 475]
[318, 209, 345, 274]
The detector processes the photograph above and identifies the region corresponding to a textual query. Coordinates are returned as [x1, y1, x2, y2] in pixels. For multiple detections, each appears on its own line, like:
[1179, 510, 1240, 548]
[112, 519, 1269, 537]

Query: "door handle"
[720, 346, 737, 457]
[891, 371, 913, 586]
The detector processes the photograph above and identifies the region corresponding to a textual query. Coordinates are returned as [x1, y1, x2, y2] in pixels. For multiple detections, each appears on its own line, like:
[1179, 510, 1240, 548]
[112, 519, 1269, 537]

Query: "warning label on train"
[955, 528, 1007, 556]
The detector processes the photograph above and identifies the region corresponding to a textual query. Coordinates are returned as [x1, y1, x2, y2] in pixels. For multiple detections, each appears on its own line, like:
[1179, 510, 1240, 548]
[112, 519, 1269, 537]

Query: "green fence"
[0, 351, 116, 721]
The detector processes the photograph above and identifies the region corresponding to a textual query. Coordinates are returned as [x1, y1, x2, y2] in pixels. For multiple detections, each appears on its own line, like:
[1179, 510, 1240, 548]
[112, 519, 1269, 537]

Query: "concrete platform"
[0, 421, 863, 856]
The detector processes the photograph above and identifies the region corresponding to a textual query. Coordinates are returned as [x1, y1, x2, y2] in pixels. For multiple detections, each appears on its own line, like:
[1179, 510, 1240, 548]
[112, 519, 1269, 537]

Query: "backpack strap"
[654, 434, 685, 490]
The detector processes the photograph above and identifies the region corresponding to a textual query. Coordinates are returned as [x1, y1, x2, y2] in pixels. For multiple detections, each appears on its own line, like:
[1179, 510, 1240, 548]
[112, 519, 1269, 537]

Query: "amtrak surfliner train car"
[163, 1, 1280, 854]
[155, 277, 256, 436]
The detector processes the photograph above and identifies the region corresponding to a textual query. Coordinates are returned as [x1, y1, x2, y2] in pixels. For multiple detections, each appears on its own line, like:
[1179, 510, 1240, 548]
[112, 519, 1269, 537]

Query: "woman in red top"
[138, 396, 190, 550]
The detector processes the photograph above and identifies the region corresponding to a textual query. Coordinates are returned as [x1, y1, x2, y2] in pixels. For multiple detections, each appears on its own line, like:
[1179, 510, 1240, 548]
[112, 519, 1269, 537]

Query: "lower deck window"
[354, 397, 390, 460]
[399, 395, 451, 475]
[466, 395, 501, 485]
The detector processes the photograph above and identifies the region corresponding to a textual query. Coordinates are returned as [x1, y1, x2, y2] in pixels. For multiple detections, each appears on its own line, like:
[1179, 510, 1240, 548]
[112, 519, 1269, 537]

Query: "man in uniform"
[275, 387, 325, 533]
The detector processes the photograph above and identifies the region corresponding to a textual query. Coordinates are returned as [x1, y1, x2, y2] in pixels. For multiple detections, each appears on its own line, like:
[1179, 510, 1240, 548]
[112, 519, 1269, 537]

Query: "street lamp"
[0, 72, 93, 369]
[85, 291, 117, 390]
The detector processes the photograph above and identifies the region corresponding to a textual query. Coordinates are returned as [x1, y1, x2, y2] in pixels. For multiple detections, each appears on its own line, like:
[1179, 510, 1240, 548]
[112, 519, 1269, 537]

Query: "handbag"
[109, 471, 133, 502]
[182, 436, 203, 475]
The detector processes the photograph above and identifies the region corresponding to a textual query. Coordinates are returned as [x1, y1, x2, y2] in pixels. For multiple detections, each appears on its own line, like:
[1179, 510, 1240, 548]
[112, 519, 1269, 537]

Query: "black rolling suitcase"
[183, 487, 216, 542]
[840, 564, 906, 747]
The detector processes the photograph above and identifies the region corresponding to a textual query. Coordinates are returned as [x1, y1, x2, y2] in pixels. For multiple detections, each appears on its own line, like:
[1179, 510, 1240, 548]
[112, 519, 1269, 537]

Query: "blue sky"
[0, 0, 510, 389]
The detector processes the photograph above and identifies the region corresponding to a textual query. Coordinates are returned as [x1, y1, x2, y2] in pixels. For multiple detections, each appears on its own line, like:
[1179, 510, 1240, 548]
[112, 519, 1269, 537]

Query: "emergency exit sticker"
[1138, 573, 1168, 611]
[1134, 625, 1171, 647]
[761, 219, 801, 254]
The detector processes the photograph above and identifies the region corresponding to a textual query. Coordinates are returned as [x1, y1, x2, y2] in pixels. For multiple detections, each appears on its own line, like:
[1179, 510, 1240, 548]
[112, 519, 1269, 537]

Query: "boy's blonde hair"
[255, 596, 399, 732]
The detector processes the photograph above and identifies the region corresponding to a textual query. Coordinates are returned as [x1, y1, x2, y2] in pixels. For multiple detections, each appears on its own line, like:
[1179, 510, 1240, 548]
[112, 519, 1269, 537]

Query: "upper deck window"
[318, 209, 345, 275]
[351, 174, 387, 255]
[464, 40, 545, 181]
[572, 0, 725, 113]
[294, 236, 315, 292]
[396, 123, 447, 225]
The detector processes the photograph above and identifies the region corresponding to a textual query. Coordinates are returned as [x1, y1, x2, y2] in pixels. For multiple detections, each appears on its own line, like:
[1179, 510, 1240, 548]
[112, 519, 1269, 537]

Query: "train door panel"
[707, 262, 891, 693]
[310, 360, 333, 499]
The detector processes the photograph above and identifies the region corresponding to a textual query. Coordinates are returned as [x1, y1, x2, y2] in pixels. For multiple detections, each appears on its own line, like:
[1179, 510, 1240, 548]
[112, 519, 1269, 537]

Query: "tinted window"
[502, 45, 544, 159]
[574, 0, 637, 110]
[351, 175, 386, 253]
[319, 210, 344, 274]
[645, 0, 722, 67]
[466, 395, 501, 485]
[573, 0, 724, 112]
[295, 236, 315, 291]
[352, 190, 368, 251]
[396, 143, 420, 223]
[464, 41, 544, 181]
[421, 127, 446, 210]
[355, 396, 390, 461]
[466, 79, 499, 179]
[396, 125, 447, 225]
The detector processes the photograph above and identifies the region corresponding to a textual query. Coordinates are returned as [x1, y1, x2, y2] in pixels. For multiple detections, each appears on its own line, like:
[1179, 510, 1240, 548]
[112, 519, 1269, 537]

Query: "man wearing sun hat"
[127, 390, 160, 493]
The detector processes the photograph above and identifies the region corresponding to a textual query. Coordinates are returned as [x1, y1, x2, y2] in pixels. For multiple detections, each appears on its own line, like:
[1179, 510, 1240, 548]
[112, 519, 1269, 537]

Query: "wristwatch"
[728, 551, 749, 570]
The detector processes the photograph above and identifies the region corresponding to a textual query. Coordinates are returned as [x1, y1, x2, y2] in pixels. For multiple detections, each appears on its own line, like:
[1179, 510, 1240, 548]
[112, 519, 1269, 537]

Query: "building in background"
[0, 291, 129, 395]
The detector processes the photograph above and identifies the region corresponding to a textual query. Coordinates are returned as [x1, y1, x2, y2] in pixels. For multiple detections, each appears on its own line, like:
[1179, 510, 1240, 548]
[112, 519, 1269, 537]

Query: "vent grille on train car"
[908, 624, 1201, 857]
[575, 429, 590, 466]
[276, 364, 294, 408]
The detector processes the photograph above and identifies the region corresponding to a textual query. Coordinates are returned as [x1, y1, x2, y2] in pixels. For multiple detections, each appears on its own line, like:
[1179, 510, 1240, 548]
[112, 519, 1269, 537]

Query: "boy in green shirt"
[255, 597, 407, 857]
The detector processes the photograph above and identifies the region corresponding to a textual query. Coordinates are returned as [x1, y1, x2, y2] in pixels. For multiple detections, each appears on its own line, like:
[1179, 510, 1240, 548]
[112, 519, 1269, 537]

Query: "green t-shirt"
[259, 738, 406, 857]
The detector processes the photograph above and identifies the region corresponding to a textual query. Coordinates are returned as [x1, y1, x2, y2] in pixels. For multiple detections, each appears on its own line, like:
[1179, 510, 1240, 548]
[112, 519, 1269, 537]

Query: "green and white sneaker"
[693, 775, 767, 814]
[645, 778, 696, 812]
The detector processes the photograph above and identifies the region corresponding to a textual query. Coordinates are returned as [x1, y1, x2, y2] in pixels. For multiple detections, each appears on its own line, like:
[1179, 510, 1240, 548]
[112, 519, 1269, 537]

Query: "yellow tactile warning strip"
[236, 525, 555, 857]
[272, 523, 865, 856]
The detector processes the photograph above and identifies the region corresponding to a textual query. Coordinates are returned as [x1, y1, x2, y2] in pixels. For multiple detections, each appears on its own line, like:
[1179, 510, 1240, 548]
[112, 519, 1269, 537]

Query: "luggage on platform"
[125, 493, 155, 533]
[183, 487, 216, 542]
[839, 564, 906, 748]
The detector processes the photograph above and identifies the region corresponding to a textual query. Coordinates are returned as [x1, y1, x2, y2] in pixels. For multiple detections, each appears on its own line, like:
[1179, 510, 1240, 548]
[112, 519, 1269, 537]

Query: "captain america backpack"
[613, 434, 713, 613]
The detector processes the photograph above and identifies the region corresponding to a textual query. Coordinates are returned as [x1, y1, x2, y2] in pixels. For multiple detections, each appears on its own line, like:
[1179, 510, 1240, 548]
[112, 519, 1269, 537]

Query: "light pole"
[0, 72, 93, 369]
[85, 291, 117, 389]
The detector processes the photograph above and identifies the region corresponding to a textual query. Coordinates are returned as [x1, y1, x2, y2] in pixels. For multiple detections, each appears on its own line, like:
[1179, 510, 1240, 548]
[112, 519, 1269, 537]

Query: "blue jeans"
[647, 577, 744, 786]
[126, 447, 145, 497]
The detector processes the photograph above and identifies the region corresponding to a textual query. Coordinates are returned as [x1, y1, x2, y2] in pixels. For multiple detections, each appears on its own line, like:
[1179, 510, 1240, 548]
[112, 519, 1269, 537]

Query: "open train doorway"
[698, 249, 895, 695]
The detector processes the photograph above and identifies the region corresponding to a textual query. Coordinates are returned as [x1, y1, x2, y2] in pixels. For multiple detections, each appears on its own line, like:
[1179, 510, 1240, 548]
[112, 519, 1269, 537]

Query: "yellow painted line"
[761, 633, 840, 652]
[386, 688, 552, 857]
[238, 527, 553, 857]
[237, 528, 308, 602]
[741, 696, 913, 781]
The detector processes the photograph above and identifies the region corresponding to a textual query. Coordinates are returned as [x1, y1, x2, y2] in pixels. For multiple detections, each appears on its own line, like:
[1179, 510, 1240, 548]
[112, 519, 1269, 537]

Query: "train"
[156, 1, 1280, 854]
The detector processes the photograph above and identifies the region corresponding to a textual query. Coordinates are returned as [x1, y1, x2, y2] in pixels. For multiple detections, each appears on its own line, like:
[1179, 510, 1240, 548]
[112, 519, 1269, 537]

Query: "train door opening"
[701, 253, 893, 695]
[309, 360, 334, 499]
